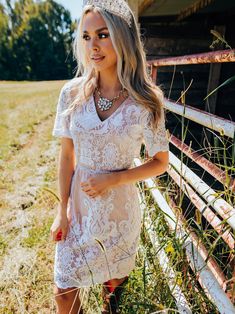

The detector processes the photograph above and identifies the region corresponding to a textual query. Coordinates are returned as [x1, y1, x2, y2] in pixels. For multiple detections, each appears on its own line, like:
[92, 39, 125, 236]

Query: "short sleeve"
[52, 83, 72, 139]
[143, 106, 169, 157]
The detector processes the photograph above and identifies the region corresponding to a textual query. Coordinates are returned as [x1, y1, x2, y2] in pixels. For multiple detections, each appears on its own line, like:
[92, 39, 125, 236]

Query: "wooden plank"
[206, 26, 226, 114]
[145, 38, 211, 56]
[177, 0, 216, 21]
[127, 0, 139, 20]
[138, 0, 154, 15]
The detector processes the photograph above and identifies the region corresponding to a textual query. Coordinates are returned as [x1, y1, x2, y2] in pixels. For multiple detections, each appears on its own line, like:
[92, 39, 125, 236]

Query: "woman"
[50, 0, 169, 313]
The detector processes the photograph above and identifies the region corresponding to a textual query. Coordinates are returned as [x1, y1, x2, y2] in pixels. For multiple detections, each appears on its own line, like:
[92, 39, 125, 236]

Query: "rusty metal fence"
[136, 49, 235, 313]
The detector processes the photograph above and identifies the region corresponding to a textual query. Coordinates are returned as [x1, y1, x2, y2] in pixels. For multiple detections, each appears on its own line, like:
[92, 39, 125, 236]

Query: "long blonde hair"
[70, 5, 164, 127]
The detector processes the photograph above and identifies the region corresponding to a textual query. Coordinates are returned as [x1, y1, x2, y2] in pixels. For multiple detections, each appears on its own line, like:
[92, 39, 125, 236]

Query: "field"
[0, 81, 65, 313]
[0, 81, 224, 313]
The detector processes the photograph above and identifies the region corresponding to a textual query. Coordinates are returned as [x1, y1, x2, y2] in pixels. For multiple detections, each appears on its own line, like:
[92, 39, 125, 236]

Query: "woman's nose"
[89, 38, 99, 51]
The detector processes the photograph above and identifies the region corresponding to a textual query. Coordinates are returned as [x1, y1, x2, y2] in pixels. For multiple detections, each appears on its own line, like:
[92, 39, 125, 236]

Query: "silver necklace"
[96, 86, 125, 111]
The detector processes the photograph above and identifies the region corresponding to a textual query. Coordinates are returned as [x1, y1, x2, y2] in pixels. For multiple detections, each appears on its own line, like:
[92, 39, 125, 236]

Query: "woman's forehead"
[82, 11, 107, 32]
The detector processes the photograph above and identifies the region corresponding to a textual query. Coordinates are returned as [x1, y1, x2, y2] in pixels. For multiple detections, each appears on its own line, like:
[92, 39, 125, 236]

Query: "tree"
[0, 0, 76, 80]
[0, 4, 11, 79]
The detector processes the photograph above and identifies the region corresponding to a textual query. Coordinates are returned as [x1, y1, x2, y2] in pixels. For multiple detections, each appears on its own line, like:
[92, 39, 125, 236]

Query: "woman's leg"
[54, 285, 83, 314]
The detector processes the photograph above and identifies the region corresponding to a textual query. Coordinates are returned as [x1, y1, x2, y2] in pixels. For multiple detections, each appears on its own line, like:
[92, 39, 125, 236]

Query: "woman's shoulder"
[61, 76, 84, 93]
[59, 76, 86, 103]
[128, 96, 150, 116]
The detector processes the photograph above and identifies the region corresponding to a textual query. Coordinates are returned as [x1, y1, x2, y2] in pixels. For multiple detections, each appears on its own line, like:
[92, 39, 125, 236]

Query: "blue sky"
[1, 0, 83, 21]
[55, 0, 83, 21]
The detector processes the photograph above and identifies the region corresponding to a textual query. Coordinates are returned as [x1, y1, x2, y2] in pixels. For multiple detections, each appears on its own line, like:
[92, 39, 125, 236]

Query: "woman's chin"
[93, 63, 118, 73]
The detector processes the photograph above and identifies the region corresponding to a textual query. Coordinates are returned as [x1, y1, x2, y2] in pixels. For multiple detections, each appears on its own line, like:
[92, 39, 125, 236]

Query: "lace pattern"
[52, 78, 169, 288]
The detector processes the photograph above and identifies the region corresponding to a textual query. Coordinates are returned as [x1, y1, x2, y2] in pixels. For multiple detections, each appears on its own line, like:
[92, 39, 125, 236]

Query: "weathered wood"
[177, 0, 216, 21]
[151, 65, 157, 84]
[145, 37, 213, 56]
[141, 23, 212, 39]
[127, 0, 139, 20]
[138, 0, 154, 15]
[206, 26, 226, 114]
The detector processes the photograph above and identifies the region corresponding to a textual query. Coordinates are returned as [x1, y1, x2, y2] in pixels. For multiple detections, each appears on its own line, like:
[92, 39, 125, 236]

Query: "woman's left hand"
[81, 173, 118, 198]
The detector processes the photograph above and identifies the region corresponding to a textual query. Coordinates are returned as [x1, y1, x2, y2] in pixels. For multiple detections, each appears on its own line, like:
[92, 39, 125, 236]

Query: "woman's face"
[82, 10, 117, 72]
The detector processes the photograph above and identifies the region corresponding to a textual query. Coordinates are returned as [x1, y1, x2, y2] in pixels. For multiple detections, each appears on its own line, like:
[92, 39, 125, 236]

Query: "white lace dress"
[52, 78, 169, 288]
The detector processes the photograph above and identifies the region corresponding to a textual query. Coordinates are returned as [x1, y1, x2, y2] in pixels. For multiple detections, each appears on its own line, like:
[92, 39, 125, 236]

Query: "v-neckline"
[92, 94, 130, 124]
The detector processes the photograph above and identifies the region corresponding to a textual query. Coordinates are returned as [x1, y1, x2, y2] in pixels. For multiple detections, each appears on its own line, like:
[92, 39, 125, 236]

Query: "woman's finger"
[50, 229, 56, 240]
[82, 186, 91, 192]
[91, 191, 100, 197]
[90, 194, 97, 198]
[61, 232, 67, 241]
[83, 189, 95, 196]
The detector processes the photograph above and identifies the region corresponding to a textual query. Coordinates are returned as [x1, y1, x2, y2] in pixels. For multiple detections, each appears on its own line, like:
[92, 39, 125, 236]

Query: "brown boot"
[101, 277, 128, 314]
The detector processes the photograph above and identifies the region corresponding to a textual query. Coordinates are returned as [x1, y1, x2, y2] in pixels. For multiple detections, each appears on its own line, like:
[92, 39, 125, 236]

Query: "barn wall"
[139, 13, 235, 120]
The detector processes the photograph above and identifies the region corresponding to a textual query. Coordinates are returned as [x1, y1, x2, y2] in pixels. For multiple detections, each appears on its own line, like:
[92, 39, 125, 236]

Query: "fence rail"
[145, 49, 235, 313]
[149, 49, 235, 67]
[165, 99, 235, 139]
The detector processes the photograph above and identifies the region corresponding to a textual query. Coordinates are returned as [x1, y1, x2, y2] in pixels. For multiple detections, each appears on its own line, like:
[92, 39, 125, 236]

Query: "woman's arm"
[115, 151, 169, 186]
[81, 151, 169, 198]
[50, 138, 75, 241]
[58, 138, 76, 214]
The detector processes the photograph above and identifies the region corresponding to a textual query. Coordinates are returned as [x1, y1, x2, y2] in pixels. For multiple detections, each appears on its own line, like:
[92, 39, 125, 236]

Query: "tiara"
[83, 0, 132, 27]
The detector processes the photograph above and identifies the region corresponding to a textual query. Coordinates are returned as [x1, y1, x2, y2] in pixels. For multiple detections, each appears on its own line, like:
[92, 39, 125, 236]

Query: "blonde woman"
[50, 0, 169, 313]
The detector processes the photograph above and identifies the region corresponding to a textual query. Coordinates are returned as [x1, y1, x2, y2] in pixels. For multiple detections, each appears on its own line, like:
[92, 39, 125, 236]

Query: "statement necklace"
[96, 86, 125, 111]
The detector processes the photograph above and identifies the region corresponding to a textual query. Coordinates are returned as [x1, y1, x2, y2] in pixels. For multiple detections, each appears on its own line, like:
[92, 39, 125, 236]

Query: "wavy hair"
[69, 5, 164, 127]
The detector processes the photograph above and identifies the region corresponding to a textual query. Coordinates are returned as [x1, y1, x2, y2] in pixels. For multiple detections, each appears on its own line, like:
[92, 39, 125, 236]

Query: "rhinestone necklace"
[96, 86, 125, 111]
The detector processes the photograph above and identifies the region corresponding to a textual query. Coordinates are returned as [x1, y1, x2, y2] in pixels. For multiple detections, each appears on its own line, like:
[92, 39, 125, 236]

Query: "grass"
[21, 217, 54, 248]
[0, 235, 7, 256]
[0, 80, 234, 313]
[0, 80, 62, 161]
[0, 80, 64, 313]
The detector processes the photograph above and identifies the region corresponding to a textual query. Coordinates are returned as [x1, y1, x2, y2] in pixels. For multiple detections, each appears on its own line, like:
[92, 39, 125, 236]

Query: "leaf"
[165, 243, 174, 253]
[204, 76, 235, 100]
[41, 187, 60, 202]
[95, 238, 106, 252]
[210, 30, 224, 42]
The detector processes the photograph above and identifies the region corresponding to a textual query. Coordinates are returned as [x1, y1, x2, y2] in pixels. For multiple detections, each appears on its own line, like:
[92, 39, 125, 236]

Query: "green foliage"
[21, 217, 53, 248]
[0, 0, 76, 80]
[0, 4, 11, 78]
[204, 75, 235, 100]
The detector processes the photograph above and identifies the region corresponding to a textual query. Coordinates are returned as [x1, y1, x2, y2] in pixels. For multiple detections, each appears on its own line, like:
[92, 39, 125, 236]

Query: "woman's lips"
[92, 56, 105, 63]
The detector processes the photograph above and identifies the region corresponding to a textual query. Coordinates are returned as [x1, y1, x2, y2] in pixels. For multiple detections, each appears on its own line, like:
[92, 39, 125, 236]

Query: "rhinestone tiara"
[82, 0, 132, 27]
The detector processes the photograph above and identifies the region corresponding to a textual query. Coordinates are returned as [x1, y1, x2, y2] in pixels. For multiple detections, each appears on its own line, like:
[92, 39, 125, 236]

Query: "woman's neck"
[98, 70, 122, 95]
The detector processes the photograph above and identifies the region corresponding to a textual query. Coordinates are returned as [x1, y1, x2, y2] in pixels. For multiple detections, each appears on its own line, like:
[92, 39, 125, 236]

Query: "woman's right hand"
[50, 205, 69, 242]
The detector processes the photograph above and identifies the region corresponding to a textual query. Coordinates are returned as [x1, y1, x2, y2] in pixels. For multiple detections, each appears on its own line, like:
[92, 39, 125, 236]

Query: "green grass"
[21, 217, 54, 248]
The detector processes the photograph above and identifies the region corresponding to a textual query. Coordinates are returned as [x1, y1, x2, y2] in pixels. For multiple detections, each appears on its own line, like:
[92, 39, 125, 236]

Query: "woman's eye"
[99, 33, 109, 39]
[82, 35, 90, 40]
[82, 33, 109, 40]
